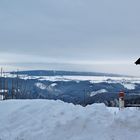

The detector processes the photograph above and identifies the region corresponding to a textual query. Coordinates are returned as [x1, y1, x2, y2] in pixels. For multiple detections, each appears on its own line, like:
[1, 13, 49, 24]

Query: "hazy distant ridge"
[11, 70, 126, 77]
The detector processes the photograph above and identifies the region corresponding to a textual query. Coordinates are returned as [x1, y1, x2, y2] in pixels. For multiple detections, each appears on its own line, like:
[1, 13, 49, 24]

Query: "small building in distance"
[135, 58, 140, 65]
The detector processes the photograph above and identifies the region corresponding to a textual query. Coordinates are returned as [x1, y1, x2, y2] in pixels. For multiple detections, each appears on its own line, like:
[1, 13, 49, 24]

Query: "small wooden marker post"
[119, 91, 125, 109]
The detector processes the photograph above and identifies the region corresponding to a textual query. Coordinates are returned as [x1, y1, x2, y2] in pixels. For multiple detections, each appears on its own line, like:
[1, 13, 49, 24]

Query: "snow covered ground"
[0, 100, 140, 140]
[6, 73, 140, 91]
[6, 73, 140, 83]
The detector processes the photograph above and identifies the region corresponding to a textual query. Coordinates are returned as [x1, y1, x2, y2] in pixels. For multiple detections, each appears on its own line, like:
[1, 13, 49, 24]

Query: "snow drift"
[0, 100, 140, 140]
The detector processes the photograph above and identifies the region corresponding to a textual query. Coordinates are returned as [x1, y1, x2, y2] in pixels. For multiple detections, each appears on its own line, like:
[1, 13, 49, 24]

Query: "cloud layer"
[0, 0, 140, 75]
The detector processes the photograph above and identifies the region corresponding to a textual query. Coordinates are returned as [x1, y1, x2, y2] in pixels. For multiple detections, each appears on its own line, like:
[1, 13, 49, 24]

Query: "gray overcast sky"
[0, 0, 140, 76]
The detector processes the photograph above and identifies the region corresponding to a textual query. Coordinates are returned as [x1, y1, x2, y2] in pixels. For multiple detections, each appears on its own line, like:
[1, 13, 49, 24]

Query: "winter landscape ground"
[1, 70, 140, 106]
[0, 99, 140, 140]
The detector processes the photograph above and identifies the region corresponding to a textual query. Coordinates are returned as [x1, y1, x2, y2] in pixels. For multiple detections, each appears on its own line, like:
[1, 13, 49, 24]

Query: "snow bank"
[0, 100, 140, 140]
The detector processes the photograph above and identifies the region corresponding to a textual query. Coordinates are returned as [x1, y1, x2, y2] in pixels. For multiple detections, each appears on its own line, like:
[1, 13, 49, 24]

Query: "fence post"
[119, 91, 125, 109]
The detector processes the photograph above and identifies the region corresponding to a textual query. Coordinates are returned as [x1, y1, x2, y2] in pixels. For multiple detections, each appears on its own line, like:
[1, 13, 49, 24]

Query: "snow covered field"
[0, 100, 140, 140]
[25, 75, 140, 83]
[6, 73, 140, 91]
[6, 73, 140, 83]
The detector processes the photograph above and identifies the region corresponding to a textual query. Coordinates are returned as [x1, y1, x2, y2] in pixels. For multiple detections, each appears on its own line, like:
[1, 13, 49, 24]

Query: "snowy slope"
[0, 100, 140, 140]
[90, 89, 107, 97]
[6, 72, 140, 83]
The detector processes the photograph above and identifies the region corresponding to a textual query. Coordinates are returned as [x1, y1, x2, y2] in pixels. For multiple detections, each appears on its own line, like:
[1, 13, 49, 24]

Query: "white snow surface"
[50, 83, 57, 87]
[38, 75, 140, 83]
[0, 100, 140, 140]
[6, 73, 140, 83]
[5, 73, 140, 88]
[90, 89, 107, 97]
[121, 83, 136, 90]
[35, 82, 47, 90]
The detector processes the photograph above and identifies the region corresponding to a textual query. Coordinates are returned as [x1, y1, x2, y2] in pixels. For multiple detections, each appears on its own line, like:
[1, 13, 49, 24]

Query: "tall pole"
[1, 67, 2, 77]
[4, 71, 8, 100]
[0, 68, 4, 100]
[11, 72, 15, 99]
[0, 68, 2, 95]
[12, 78, 14, 99]
[16, 69, 19, 99]
[0, 68, 3, 95]
[3, 71, 5, 99]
